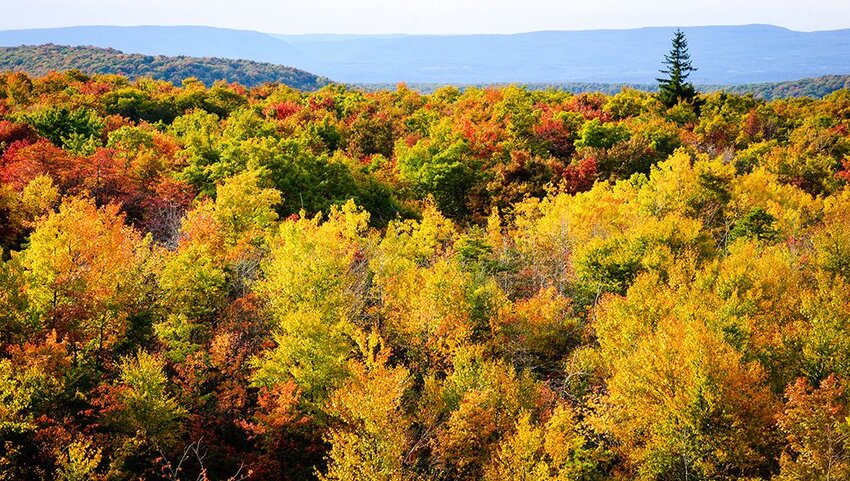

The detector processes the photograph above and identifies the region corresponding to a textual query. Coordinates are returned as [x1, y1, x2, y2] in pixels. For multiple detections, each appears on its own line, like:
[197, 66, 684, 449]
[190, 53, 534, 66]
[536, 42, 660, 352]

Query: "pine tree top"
[656, 28, 699, 107]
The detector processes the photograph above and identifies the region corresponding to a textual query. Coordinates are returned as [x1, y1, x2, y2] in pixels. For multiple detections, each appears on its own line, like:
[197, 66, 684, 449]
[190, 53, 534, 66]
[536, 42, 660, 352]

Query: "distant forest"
[357, 75, 850, 99]
[0, 44, 330, 90]
[721, 74, 850, 99]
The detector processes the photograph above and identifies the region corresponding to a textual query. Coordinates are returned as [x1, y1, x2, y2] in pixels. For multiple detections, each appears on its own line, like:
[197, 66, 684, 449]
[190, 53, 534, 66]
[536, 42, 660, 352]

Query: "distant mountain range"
[0, 44, 329, 90]
[1, 44, 847, 99]
[0, 24, 848, 85]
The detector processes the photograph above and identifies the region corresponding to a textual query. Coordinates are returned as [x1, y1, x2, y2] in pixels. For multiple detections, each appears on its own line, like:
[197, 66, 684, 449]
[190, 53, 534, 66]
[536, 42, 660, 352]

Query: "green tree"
[99, 350, 185, 478]
[22, 106, 104, 152]
[657, 29, 698, 108]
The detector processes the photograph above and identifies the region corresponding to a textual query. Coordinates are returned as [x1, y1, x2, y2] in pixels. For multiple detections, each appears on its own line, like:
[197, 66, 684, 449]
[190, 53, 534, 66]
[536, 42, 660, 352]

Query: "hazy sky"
[3, 0, 849, 34]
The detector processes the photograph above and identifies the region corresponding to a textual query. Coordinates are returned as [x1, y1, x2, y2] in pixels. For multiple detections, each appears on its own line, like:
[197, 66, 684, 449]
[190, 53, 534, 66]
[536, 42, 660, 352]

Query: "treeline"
[2, 70, 850, 480]
[349, 81, 660, 96]
[721, 74, 850, 100]
[0, 44, 329, 90]
[355, 75, 850, 99]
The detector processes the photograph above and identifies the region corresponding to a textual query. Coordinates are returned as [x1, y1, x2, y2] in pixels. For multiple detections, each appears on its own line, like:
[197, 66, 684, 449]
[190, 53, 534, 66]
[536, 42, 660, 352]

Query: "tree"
[21, 197, 152, 366]
[251, 201, 371, 405]
[155, 171, 280, 361]
[657, 29, 698, 108]
[429, 353, 548, 480]
[595, 278, 779, 479]
[776, 375, 850, 481]
[22, 106, 104, 152]
[55, 435, 103, 481]
[320, 334, 411, 481]
[98, 350, 186, 478]
[483, 406, 600, 481]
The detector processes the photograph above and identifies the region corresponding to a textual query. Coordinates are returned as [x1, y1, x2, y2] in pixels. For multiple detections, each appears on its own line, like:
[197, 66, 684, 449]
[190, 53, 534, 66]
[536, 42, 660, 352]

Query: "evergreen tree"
[657, 29, 698, 107]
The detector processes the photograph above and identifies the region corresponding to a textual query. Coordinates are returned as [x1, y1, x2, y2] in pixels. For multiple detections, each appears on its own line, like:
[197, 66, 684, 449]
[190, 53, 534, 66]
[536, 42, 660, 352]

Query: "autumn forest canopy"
[2, 66, 850, 481]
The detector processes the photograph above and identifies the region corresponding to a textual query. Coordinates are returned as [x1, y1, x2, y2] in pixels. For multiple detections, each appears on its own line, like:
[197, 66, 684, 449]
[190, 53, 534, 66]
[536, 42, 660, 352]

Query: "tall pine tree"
[657, 29, 698, 108]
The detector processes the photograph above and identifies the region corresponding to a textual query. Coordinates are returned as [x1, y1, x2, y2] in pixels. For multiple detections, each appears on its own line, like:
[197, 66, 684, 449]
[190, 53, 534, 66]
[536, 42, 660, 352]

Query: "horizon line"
[3, 22, 850, 37]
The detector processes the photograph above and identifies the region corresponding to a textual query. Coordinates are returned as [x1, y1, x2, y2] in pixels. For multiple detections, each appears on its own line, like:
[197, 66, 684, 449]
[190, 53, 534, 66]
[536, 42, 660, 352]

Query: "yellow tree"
[426, 350, 550, 480]
[20, 196, 152, 364]
[99, 350, 185, 478]
[596, 278, 779, 479]
[321, 334, 412, 481]
[156, 170, 280, 360]
[484, 406, 599, 481]
[370, 203, 472, 372]
[252, 200, 372, 406]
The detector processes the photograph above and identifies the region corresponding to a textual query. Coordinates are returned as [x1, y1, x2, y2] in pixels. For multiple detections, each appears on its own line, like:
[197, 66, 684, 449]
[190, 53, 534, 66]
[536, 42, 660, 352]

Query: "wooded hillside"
[0, 44, 329, 89]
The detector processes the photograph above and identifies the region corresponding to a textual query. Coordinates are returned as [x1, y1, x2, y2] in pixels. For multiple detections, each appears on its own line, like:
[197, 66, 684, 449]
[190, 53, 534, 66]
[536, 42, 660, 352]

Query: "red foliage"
[460, 117, 505, 159]
[533, 105, 574, 158]
[831, 123, 848, 136]
[80, 148, 137, 205]
[403, 133, 422, 148]
[483, 88, 504, 105]
[151, 131, 181, 162]
[308, 95, 334, 112]
[0, 139, 74, 190]
[837, 157, 850, 183]
[559, 156, 598, 194]
[240, 382, 324, 481]
[739, 108, 781, 142]
[271, 100, 302, 120]
[77, 80, 112, 96]
[153, 176, 196, 206]
[251, 382, 306, 434]
[229, 82, 248, 96]
[6, 331, 70, 375]
[568, 92, 612, 121]
[138, 176, 196, 243]
[0, 120, 37, 148]
[104, 114, 133, 133]
[218, 294, 268, 355]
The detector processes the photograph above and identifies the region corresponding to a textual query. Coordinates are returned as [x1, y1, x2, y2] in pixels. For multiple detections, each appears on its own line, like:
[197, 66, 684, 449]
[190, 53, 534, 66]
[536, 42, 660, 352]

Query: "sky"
[2, 0, 849, 34]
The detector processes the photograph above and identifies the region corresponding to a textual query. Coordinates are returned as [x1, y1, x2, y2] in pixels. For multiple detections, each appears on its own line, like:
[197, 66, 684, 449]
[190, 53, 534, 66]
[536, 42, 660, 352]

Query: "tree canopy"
[1, 70, 850, 480]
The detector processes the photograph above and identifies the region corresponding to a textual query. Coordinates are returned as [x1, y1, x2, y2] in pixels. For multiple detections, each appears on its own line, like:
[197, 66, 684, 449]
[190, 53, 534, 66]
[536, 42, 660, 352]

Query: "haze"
[2, 0, 849, 34]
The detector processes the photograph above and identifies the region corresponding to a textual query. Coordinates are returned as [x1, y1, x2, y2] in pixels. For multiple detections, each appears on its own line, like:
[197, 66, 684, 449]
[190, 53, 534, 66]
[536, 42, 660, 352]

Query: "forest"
[1, 69, 850, 480]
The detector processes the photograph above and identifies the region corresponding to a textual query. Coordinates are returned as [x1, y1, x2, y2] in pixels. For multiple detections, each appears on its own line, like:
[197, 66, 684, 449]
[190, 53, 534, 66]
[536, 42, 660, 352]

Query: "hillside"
[1, 25, 849, 84]
[0, 44, 330, 89]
